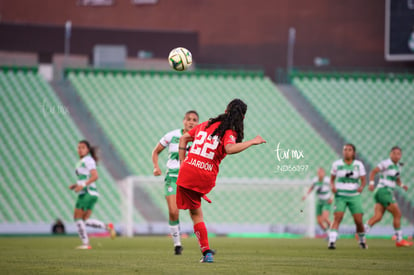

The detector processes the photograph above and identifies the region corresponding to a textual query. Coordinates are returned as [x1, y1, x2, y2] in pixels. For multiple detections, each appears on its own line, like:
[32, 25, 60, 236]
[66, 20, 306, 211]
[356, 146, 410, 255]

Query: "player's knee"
[189, 209, 199, 218]
[334, 214, 343, 222]
[73, 212, 83, 221]
[189, 209, 203, 222]
[353, 214, 363, 224]
[374, 215, 382, 223]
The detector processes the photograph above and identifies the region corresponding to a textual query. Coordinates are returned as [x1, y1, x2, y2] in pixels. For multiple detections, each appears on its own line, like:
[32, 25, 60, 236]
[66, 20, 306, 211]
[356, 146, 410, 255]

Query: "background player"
[302, 167, 332, 236]
[69, 140, 116, 249]
[176, 99, 266, 263]
[152, 110, 199, 255]
[365, 146, 413, 247]
[328, 144, 367, 250]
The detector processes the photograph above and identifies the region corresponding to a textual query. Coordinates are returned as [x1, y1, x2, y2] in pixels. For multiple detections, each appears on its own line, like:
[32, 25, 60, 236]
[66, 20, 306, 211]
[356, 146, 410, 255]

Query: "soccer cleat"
[200, 252, 214, 263]
[359, 242, 368, 249]
[396, 239, 413, 247]
[328, 242, 336, 250]
[174, 245, 183, 255]
[76, 244, 92, 250]
[107, 223, 116, 240]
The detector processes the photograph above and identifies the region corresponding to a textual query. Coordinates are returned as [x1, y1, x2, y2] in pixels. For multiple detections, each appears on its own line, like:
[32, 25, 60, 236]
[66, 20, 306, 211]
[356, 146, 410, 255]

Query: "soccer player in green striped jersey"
[152, 110, 199, 255]
[365, 146, 413, 247]
[302, 168, 332, 235]
[328, 144, 367, 249]
[69, 140, 116, 249]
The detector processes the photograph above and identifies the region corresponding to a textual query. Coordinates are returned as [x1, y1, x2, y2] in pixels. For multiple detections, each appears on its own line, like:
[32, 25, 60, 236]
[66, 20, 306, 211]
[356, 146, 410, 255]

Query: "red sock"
[194, 222, 210, 253]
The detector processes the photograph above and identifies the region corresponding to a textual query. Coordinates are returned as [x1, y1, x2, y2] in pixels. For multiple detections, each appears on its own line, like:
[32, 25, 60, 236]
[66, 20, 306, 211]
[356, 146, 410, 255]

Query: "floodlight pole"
[286, 27, 296, 79]
[63, 21, 72, 77]
[64, 21, 71, 56]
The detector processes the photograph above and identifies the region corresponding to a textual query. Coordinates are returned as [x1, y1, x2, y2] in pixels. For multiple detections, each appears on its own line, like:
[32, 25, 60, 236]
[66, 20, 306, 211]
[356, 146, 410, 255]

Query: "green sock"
[169, 219, 179, 226]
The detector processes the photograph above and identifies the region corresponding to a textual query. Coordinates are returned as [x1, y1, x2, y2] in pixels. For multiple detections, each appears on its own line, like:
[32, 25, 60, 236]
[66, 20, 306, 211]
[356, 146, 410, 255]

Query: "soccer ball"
[168, 47, 192, 71]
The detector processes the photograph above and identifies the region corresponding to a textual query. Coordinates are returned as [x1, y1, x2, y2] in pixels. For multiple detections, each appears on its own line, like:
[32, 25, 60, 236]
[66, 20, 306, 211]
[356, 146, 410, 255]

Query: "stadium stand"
[0, 67, 143, 227]
[66, 69, 340, 229]
[3, 66, 410, 233]
[66, 69, 338, 179]
[292, 72, 414, 226]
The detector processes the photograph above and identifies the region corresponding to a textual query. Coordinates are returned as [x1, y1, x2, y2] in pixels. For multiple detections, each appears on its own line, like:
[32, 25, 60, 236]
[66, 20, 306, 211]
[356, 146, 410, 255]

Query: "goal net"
[119, 176, 316, 238]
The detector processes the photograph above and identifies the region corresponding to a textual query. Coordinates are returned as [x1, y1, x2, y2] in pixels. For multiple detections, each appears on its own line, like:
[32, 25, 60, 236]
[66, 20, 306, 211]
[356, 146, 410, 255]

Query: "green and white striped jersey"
[377, 158, 401, 189]
[331, 159, 366, 197]
[159, 129, 183, 177]
[312, 176, 331, 200]
[75, 154, 98, 196]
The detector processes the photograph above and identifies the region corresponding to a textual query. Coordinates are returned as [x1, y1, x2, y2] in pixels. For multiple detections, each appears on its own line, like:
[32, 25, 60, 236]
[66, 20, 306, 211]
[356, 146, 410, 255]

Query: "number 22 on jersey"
[190, 131, 219, 160]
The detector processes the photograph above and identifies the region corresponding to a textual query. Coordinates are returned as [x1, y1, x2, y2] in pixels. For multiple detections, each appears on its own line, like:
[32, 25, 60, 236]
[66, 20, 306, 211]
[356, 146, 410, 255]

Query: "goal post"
[121, 175, 134, 238]
[119, 176, 316, 238]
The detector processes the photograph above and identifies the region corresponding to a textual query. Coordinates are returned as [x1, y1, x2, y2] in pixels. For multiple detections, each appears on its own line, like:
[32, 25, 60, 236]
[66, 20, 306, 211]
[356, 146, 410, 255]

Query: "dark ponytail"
[79, 140, 99, 163]
[206, 99, 247, 143]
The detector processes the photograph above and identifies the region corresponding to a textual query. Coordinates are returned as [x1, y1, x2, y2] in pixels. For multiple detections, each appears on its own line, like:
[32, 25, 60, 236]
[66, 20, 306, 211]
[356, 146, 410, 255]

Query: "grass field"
[1, 236, 413, 274]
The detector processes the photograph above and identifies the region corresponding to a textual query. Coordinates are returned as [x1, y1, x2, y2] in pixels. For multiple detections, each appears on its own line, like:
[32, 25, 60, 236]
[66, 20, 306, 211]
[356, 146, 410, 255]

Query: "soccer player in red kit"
[176, 99, 266, 263]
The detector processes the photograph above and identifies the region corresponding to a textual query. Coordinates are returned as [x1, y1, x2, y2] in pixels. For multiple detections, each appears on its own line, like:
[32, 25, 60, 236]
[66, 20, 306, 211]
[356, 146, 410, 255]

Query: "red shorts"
[176, 185, 203, 210]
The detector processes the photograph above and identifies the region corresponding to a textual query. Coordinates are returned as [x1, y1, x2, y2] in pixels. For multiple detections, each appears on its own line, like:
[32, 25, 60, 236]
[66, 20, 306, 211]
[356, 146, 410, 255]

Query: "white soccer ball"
[168, 47, 192, 71]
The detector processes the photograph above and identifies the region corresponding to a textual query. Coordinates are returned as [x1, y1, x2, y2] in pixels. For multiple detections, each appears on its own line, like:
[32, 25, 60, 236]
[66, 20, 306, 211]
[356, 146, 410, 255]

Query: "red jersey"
[176, 121, 237, 194]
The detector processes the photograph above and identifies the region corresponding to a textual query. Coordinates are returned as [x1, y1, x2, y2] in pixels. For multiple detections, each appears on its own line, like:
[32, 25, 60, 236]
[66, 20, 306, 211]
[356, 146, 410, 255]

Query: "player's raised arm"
[368, 166, 380, 191]
[74, 169, 98, 193]
[225, 135, 266, 155]
[396, 177, 408, 192]
[369, 166, 380, 182]
[152, 143, 165, 176]
[302, 184, 314, 201]
[330, 174, 337, 194]
[179, 132, 194, 164]
[358, 175, 366, 193]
